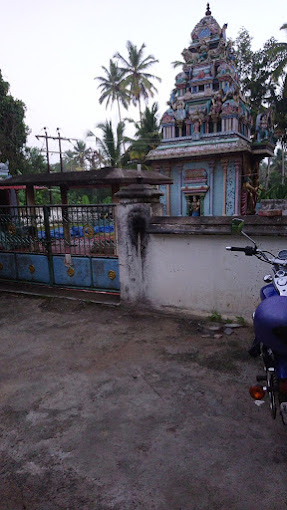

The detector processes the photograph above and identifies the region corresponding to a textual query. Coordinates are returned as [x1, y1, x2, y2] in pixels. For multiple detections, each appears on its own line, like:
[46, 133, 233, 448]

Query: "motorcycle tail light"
[249, 384, 266, 400]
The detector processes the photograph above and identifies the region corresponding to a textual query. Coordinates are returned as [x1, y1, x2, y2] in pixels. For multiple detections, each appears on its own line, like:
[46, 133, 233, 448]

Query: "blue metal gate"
[0, 204, 120, 292]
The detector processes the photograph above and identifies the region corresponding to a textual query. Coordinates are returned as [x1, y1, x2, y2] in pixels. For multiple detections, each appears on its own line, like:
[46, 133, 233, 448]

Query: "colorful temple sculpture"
[146, 4, 275, 216]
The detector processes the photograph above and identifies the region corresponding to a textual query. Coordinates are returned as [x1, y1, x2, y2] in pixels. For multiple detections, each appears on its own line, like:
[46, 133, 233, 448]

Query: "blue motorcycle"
[227, 218, 287, 425]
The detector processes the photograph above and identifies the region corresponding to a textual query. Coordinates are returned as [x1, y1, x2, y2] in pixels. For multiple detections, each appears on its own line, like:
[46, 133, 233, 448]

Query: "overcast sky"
[0, 0, 285, 159]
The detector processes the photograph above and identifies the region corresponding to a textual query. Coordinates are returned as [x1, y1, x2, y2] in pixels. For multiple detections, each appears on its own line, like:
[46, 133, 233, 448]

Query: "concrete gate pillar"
[115, 180, 163, 304]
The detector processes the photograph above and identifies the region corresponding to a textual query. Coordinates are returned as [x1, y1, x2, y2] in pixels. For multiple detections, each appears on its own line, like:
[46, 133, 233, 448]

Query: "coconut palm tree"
[96, 121, 125, 167]
[86, 130, 110, 168]
[94, 59, 130, 123]
[269, 24, 287, 97]
[85, 147, 106, 169]
[65, 140, 91, 171]
[124, 103, 161, 169]
[114, 41, 161, 120]
[130, 103, 161, 156]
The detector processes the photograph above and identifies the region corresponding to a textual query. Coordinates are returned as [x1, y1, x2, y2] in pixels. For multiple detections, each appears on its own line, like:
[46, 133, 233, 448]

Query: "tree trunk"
[117, 99, 126, 152]
[117, 99, 122, 123]
[138, 96, 142, 123]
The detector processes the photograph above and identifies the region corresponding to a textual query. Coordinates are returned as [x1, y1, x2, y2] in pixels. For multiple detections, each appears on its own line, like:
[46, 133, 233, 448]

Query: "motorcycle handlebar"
[226, 246, 257, 256]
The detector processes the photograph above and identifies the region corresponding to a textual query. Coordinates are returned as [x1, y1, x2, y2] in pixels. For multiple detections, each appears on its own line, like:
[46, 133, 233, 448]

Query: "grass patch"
[236, 315, 246, 326]
[208, 310, 222, 323]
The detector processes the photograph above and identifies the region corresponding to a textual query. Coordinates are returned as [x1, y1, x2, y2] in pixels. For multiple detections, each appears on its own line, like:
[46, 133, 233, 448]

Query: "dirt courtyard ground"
[0, 293, 286, 510]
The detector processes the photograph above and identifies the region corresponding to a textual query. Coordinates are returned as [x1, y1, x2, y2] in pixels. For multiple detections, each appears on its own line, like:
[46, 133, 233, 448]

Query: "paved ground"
[0, 293, 286, 510]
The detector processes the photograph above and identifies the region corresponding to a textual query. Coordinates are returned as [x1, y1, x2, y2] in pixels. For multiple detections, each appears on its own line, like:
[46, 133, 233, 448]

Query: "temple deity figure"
[208, 46, 219, 60]
[168, 90, 177, 108]
[218, 38, 226, 58]
[182, 48, 194, 63]
[175, 72, 187, 86]
[190, 108, 201, 133]
[222, 82, 237, 103]
[0, 160, 9, 177]
[198, 107, 206, 125]
[256, 113, 270, 142]
[198, 42, 208, 62]
[241, 174, 261, 215]
[174, 101, 186, 121]
[189, 195, 201, 216]
[210, 91, 223, 118]
[226, 41, 236, 61]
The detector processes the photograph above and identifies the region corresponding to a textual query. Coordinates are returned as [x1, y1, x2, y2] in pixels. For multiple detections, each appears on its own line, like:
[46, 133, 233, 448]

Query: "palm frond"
[171, 60, 185, 68]
[113, 40, 161, 120]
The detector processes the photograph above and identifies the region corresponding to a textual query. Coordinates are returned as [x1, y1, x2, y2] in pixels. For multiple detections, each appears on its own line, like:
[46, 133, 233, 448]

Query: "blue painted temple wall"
[226, 163, 236, 216]
[213, 164, 224, 216]
[161, 161, 235, 217]
[170, 166, 182, 216]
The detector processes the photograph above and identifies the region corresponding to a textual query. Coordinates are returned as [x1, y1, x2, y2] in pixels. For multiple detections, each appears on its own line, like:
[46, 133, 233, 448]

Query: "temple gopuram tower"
[146, 4, 275, 216]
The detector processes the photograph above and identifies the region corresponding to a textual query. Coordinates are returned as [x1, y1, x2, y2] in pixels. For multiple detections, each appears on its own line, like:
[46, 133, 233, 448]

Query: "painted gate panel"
[16, 254, 50, 283]
[0, 253, 17, 279]
[0, 205, 120, 292]
[53, 256, 92, 287]
[91, 258, 120, 291]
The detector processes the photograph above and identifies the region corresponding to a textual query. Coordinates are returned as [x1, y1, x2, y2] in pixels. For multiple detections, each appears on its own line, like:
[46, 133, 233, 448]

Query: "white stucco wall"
[143, 234, 287, 320]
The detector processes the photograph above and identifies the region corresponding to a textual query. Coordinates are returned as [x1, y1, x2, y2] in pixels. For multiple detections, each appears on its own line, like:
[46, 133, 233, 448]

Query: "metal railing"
[0, 204, 117, 257]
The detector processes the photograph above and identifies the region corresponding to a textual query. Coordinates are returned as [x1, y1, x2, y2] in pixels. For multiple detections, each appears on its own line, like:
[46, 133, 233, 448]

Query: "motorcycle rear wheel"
[267, 370, 277, 419]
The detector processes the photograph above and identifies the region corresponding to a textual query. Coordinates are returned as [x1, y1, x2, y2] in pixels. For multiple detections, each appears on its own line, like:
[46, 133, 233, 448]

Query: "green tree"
[0, 70, 28, 174]
[269, 23, 287, 97]
[65, 140, 91, 171]
[127, 102, 161, 167]
[96, 121, 125, 167]
[85, 148, 105, 169]
[20, 147, 47, 174]
[86, 130, 111, 168]
[94, 59, 130, 123]
[233, 29, 279, 122]
[114, 41, 161, 120]
[272, 86, 287, 181]
[259, 147, 287, 194]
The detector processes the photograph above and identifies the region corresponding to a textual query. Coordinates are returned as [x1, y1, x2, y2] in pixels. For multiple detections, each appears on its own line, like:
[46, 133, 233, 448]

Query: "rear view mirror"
[231, 218, 245, 235]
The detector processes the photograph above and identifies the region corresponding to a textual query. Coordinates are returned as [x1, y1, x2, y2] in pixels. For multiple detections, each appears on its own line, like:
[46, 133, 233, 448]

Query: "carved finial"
[206, 3, 211, 15]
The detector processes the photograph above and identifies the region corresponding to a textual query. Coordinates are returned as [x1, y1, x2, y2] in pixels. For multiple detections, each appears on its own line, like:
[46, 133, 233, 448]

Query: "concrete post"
[26, 185, 36, 206]
[60, 185, 71, 247]
[25, 185, 38, 249]
[115, 181, 163, 305]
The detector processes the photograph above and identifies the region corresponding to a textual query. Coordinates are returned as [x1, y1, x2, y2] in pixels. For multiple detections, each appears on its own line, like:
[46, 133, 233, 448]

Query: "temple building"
[146, 4, 275, 216]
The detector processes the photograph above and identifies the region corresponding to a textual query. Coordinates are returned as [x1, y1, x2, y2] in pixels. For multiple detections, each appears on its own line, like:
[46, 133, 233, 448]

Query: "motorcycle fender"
[254, 296, 287, 357]
[277, 358, 287, 379]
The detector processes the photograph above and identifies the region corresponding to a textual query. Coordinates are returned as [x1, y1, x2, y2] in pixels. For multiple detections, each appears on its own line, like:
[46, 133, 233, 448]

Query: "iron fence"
[0, 204, 117, 257]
